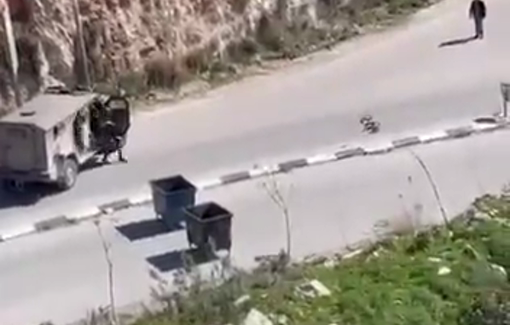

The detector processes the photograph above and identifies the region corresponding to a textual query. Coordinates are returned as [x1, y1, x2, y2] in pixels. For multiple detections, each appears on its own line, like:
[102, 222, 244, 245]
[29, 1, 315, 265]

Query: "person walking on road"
[469, 0, 487, 39]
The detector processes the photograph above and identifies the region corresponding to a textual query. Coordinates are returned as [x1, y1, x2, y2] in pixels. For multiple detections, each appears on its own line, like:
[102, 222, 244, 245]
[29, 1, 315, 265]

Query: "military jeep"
[0, 87, 131, 192]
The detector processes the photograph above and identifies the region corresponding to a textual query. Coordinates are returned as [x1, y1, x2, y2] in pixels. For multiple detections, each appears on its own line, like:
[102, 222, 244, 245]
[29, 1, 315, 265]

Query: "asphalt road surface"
[2, 129, 510, 325]
[1, 0, 509, 225]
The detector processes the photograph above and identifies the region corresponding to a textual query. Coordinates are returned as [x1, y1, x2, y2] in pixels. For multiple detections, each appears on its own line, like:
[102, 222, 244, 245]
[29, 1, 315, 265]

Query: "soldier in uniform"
[100, 119, 127, 164]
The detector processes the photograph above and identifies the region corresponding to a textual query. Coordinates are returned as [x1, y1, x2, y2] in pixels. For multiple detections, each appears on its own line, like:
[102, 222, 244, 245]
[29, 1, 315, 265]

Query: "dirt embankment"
[0, 0, 433, 115]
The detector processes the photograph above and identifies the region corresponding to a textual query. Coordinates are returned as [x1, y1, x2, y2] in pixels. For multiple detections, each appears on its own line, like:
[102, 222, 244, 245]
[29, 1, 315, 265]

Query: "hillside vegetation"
[0, 0, 436, 114]
[115, 193, 510, 325]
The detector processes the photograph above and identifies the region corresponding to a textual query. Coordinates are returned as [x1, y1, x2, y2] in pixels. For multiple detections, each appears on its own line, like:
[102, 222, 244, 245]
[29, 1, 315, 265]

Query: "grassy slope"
[83, 0, 496, 324]
[130, 193, 510, 325]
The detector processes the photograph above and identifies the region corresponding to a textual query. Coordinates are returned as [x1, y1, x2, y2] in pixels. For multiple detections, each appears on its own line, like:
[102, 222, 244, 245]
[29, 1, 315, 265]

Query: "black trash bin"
[184, 202, 233, 254]
[150, 175, 197, 229]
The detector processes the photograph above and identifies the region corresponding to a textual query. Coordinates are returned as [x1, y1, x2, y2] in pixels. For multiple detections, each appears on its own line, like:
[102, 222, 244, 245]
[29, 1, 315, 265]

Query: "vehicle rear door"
[105, 95, 131, 136]
[0, 123, 39, 171]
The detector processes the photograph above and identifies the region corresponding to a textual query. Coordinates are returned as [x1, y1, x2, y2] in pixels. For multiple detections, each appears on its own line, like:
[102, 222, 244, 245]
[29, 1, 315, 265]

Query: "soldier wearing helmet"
[99, 118, 127, 164]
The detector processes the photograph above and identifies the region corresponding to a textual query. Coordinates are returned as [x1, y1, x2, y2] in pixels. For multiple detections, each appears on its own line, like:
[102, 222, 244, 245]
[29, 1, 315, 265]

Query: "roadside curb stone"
[1, 118, 505, 243]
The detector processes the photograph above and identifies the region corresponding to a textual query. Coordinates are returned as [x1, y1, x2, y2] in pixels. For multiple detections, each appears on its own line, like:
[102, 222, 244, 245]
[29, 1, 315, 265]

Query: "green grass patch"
[122, 194, 510, 325]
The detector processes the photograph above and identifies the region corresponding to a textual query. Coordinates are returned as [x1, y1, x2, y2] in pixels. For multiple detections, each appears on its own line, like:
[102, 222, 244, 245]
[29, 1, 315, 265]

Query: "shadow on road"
[146, 248, 218, 273]
[79, 159, 105, 173]
[0, 184, 60, 210]
[438, 35, 477, 47]
[79, 157, 125, 174]
[474, 116, 499, 124]
[116, 218, 184, 241]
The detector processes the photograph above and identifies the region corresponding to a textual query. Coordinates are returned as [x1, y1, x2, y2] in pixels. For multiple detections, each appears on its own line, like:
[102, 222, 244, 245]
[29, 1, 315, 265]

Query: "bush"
[144, 55, 189, 91]
[82, 193, 510, 325]
[86, 0, 438, 104]
[460, 291, 510, 325]
[117, 71, 148, 97]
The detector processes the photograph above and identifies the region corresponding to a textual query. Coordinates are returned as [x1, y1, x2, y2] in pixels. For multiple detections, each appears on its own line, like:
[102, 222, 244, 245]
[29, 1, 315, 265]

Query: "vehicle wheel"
[2, 179, 24, 193]
[57, 158, 78, 191]
[1, 179, 13, 192]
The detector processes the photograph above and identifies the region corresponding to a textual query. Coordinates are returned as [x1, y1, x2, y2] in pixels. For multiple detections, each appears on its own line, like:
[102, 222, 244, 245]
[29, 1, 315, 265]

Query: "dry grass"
[0, 0, 437, 114]
[89, 0, 436, 103]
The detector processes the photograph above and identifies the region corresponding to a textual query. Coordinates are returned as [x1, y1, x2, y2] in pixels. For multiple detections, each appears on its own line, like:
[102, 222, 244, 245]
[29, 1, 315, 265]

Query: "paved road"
[1, 0, 509, 227]
[3, 129, 510, 325]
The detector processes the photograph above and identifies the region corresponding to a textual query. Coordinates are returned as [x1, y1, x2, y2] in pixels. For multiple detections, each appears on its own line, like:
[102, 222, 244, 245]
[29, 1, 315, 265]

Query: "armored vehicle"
[0, 87, 131, 192]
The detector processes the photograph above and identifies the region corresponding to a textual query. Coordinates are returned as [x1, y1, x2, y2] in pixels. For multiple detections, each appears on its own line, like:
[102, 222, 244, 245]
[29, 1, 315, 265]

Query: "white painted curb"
[0, 224, 37, 241]
[195, 178, 223, 190]
[306, 153, 337, 165]
[67, 207, 103, 222]
[364, 142, 394, 154]
[129, 192, 153, 205]
[1, 119, 508, 244]
[419, 130, 449, 143]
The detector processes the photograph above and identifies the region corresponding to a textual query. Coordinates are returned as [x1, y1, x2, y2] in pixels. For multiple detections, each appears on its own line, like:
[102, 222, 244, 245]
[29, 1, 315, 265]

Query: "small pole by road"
[408, 149, 449, 228]
[500, 82, 510, 119]
[1, 1, 22, 107]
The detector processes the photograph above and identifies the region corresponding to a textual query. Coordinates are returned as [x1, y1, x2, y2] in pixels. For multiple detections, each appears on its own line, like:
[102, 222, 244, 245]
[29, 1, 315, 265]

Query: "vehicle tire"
[2, 179, 24, 193]
[2, 179, 12, 191]
[1, 179, 14, 192]
[57, 158, 78, 191]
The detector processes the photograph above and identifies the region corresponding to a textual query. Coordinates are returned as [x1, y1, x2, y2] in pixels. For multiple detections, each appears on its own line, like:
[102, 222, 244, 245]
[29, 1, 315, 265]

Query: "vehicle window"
[53, 122, 65, 139]
[108, 99, 127, 109]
